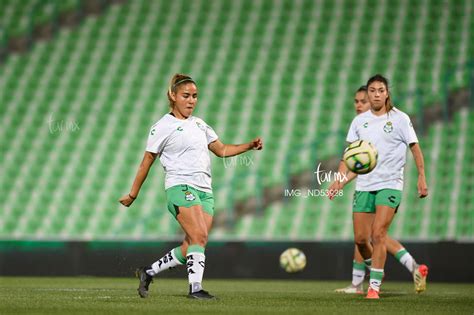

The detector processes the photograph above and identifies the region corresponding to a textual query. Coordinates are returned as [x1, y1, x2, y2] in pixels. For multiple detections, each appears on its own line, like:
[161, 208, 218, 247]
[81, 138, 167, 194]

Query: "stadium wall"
[0, 241, 472, 282]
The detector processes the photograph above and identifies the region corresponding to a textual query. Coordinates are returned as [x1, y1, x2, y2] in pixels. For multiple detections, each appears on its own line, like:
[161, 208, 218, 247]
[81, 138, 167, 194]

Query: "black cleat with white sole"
[136, 266, 153, 298]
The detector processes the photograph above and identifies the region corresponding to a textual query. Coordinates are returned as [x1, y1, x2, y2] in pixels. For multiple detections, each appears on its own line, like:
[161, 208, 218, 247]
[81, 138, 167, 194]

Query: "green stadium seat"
[1, 0, 472, 241]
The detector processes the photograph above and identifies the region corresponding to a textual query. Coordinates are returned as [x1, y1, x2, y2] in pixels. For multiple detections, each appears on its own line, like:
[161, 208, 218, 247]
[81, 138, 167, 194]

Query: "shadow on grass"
[379, 292, 410, 298]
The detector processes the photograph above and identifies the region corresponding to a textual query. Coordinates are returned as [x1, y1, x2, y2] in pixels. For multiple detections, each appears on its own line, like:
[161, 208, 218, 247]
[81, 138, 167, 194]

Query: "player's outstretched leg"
[388, 241, 429, 293]
[136, 247, 187, 298]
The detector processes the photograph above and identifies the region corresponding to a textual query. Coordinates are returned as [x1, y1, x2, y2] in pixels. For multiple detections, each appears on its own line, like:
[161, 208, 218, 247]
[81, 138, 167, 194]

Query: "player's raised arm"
[208, 137, 263, 158]
[119, 151, 158, 207]
[409, 143, 428, 198]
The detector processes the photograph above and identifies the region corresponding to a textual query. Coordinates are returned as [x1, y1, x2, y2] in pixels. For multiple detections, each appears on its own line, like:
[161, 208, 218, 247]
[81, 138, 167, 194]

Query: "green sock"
[394, 248, 408, 262]
[394, 248, 415, 273]
[369, 268, 384, 291]
[353, 260, 366, 271]
[352, 260, 365, 286]
[187, 244, 205, 254]
[173, 246, 186, 264]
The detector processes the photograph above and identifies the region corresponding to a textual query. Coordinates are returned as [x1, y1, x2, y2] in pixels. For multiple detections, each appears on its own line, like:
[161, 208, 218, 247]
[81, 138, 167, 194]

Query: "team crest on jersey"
[363, 122, 368, 128]
[184, 191, 196, 201]
[177, 126, 183, 131]
[383, 121, 393, 133]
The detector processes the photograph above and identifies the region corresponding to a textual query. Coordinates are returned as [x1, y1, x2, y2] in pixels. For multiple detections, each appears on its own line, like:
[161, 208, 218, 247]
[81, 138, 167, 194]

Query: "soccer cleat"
[365, 287, 380, 299]
[335, 283, 364, 294]
[188, 289, 215, 300]
[136, 266, 153, 298]
[413, 263, 429, 293]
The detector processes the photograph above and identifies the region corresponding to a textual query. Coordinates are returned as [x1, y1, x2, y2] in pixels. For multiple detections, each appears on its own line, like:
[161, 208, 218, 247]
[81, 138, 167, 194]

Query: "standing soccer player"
[330, 75, 428, 299]
[331, 86, 429, 294]
[119, 74, 263, 299]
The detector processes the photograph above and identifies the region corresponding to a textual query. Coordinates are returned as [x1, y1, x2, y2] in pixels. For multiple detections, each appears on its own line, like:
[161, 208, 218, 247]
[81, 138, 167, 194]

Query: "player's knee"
[371, 227, 387, 245]
[354, 233, 370, 246]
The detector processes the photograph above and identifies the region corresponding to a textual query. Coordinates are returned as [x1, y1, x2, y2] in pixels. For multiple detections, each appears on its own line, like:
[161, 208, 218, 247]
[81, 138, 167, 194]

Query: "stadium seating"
[0, 0, 472, 241]
[0, 0, 79, 38]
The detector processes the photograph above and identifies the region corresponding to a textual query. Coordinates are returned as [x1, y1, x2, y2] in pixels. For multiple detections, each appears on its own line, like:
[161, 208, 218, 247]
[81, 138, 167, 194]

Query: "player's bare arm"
[119, 151, 158, 207]
[409, 143, 428, 198]
[208, 137, 263, 158]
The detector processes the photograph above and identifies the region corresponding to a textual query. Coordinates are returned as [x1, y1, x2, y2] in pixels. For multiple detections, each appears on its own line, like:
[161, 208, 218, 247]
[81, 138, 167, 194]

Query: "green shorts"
[352, 189, 402, 213]
[166, 184, 215, 218]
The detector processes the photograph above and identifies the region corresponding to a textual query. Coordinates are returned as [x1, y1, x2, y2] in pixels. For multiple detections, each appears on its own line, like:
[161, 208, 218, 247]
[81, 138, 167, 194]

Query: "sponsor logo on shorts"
[388, 195, 396, 203]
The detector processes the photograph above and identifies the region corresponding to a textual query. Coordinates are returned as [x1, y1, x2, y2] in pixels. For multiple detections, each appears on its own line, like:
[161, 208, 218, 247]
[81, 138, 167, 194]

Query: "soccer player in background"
[329, 75, 428, 299]
[331, 86, 429, 295]
[119, 74, 263, 299]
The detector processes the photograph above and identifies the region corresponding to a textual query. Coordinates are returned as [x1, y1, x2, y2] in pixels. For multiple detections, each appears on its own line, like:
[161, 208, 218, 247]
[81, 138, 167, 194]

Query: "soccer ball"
[343, 140, 378, 174]
[280, 248, 306, 273]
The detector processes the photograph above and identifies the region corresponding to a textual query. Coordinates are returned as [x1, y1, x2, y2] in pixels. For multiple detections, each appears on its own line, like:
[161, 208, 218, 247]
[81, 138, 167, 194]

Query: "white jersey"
[146, 114, 219, 193]
[346, 107, 418, 191]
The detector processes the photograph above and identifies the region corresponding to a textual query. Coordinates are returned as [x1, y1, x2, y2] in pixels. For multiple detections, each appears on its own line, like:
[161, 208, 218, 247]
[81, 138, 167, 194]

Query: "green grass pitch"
[0, 277, 473, 314]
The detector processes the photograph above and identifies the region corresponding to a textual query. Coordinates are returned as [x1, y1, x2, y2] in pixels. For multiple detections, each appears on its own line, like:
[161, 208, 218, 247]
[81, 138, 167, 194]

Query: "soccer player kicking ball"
[119, 74, 263, 299]
[329, 75, 428, 299]
[331, 86, 429, 295]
